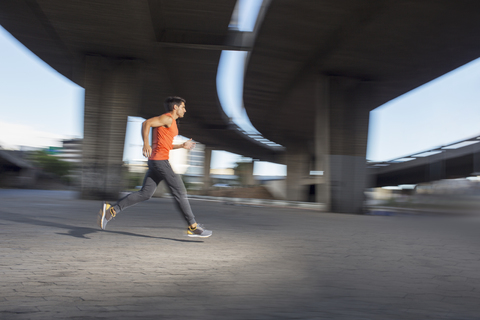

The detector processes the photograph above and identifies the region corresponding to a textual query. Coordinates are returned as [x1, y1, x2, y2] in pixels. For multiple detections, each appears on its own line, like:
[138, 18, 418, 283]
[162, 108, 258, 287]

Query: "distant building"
[53, 139, 82, 163]
[185, 142, 205, 175]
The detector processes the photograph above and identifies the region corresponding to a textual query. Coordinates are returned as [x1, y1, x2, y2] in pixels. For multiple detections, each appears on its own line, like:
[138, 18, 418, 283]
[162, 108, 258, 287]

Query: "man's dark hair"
[164, 96, 186, 112]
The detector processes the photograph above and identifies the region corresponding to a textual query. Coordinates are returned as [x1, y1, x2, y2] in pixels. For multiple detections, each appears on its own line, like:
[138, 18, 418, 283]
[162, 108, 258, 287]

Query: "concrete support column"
[244, 161, 255, 186]
[329, 155, 367, 213]
[286, 149, 310, 201]
[81, 55, 142, 200]
[314, 75, 331, 209]
[327, 76, 371, 213]
[282, 73, 370, 213]
[234, 160, 255, 187]
[202, 147, 213, 192]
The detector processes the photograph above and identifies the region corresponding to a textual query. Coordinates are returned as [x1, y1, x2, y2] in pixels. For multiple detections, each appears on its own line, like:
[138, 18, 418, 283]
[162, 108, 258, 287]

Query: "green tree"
[30, 150, 73, 178]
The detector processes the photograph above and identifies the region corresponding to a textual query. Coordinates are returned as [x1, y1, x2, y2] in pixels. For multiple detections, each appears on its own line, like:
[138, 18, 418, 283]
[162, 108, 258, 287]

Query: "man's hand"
[183, 139, 196, 150]
[143, 144, 152, 158]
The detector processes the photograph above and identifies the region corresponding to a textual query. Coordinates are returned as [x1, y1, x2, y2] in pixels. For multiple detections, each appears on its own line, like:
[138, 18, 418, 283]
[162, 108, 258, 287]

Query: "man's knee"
[139, 189, 155, 201]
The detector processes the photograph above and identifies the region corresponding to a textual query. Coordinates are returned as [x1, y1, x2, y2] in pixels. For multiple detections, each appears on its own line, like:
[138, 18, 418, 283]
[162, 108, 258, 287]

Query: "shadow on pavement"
[0, 211, 203, 243]
[103, 230, 203, 243]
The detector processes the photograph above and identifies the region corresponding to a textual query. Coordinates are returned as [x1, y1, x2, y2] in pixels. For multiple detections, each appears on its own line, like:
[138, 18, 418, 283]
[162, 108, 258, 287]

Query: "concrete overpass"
[368, 135, 480, 188]
[2, 0, 480, 212]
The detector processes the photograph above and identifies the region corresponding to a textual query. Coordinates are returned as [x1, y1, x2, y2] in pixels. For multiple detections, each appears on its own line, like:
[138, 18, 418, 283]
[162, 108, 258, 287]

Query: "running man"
[97, 96, 212, 238]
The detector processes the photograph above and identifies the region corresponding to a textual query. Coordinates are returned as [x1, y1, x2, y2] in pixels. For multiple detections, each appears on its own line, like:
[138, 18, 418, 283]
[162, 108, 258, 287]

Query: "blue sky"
[367, 58, 480, 161]
[2, 19, 480, 170]
[0, 26, 84, 149]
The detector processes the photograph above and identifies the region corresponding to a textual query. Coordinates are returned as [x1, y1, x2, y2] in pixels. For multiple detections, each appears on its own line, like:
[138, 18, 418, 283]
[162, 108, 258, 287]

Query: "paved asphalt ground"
[1, 189, 480, 320]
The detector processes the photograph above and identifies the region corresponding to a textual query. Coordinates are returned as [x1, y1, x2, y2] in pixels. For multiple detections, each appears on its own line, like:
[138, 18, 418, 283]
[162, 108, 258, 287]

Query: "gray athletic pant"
[112, 160, 196, 226]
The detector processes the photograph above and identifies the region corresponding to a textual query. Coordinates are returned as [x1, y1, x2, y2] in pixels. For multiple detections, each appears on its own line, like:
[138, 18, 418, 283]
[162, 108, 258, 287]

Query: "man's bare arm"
[172, 138, 196, 150]
[142, 115, 173, 158]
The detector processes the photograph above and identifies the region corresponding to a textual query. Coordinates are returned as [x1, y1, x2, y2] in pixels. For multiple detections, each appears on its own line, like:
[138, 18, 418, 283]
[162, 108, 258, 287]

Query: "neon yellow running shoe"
[97, 201, 115, 230]
[187, 224, 212, 238]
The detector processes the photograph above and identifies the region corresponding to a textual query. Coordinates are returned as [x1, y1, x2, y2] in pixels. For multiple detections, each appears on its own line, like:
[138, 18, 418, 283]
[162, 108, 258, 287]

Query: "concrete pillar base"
[329, 155, 367, 214]
[80, 55, 142, 200]
[286, 151, 310, 202]
[80, 163, 125, 200]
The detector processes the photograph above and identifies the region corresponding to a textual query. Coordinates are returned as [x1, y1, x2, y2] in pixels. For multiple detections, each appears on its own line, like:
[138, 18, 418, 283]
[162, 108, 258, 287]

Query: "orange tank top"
[149, 113, 178, 160]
